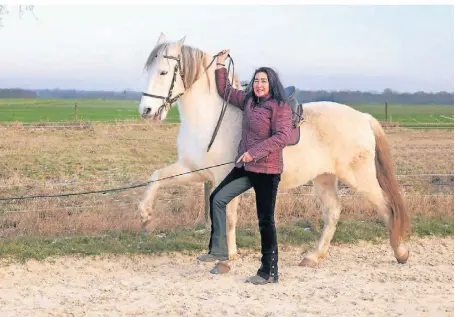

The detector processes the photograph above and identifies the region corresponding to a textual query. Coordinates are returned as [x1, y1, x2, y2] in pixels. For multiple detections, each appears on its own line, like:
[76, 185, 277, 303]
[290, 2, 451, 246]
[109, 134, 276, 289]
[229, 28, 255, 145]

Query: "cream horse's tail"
[369, 116, 411, 247]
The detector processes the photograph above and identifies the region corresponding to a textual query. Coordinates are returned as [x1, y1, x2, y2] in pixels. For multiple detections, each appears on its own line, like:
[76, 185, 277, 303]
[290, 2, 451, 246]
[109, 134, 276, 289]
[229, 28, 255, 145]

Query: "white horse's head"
[139, 33, 210, 121]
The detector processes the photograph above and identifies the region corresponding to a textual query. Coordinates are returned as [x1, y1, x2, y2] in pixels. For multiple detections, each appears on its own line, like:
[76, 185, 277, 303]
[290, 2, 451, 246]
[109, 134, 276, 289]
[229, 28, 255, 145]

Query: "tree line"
[0, 88, 453, 105]
[0, 88, 37, 98]
[295, 88, 454, 105]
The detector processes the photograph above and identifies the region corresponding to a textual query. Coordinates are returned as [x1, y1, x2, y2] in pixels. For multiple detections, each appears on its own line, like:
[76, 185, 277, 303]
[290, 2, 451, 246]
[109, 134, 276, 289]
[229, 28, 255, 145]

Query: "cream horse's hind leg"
[350, 161, 410, 263]
[139, 162, 204, 232]
[300, 173, 341, 267]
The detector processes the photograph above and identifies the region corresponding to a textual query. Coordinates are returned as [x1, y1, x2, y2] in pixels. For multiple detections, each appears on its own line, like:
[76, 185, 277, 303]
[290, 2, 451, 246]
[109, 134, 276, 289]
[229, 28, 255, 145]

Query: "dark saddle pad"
[284, 86, 304, 146]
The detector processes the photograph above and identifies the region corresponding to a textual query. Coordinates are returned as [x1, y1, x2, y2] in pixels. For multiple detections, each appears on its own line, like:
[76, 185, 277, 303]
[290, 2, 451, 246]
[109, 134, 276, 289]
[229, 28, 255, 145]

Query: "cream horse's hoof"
[396, 249, 410, 264]
[299, 258, 318, 268]
[210, 261, 231, 274]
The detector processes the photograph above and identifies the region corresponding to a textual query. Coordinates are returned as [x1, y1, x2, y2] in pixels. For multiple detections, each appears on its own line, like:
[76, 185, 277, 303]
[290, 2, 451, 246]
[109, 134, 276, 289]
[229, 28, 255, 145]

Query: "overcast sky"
[0, 4, 453, 92]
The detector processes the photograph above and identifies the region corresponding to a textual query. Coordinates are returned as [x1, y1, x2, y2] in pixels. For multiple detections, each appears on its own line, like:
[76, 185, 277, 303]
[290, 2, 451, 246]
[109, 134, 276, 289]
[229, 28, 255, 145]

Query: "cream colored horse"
[138, 33, 411, 269]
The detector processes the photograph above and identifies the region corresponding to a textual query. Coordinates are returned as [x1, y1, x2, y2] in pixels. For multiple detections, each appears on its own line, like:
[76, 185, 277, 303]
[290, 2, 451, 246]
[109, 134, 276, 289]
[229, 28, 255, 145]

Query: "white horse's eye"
[160, 71, 168, 76]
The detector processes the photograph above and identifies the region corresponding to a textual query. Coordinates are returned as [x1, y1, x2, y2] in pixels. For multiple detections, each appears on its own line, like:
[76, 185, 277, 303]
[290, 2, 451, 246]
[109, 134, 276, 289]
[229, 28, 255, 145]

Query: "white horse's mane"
[144, 43, 212, 91]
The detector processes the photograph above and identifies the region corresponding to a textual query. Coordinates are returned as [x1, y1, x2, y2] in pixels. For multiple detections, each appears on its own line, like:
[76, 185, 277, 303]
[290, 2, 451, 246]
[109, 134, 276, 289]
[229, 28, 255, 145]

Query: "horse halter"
[141, 54, 186, 117]
[140, 50, 230, 153]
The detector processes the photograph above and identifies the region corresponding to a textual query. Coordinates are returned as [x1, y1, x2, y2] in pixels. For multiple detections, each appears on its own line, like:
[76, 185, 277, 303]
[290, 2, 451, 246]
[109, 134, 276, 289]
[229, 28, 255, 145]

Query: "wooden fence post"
[385, 101, 388, 122]
[74, 103, 78, 121]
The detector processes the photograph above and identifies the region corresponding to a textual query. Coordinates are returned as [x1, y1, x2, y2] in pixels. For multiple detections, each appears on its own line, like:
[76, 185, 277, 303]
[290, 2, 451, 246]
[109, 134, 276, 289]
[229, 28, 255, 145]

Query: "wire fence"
[1, 123, 452, 131]
[0, 173, 452, 216]
[0, 172, 452, 238]
[1, 193, 452, 215]
[0, 174, 452, 200]
[0, 173, 452, 189]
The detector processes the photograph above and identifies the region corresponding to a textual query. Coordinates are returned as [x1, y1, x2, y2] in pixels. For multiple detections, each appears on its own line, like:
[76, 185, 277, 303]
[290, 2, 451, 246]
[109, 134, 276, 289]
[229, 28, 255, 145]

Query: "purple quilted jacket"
[215, 68, 292, 174]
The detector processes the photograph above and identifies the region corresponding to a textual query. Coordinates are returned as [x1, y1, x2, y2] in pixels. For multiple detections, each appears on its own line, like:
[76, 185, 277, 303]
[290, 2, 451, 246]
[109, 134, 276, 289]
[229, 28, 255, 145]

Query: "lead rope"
[206, 53, 235, 152]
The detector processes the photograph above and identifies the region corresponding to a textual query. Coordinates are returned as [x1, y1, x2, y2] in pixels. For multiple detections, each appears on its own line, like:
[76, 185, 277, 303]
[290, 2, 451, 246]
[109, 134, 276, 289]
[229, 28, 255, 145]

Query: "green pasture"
[0, 98, 452, 126]
[349, 103, 453, 127]
[0, 99, 141, 123]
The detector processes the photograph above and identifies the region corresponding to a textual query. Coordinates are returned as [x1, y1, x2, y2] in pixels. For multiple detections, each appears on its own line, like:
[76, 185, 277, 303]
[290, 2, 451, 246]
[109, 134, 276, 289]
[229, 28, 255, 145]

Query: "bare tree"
[0, 5, 35, 27]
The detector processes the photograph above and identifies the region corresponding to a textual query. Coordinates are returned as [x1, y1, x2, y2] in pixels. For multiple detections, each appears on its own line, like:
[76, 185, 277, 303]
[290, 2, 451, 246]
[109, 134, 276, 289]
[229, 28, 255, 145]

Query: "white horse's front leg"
[226, 195, 240, 259]
[139, 162, 204, 231]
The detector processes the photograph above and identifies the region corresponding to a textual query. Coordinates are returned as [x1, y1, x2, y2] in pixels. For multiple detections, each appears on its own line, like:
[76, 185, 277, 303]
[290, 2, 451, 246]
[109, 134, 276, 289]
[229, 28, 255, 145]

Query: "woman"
[198, 49, 292, 285]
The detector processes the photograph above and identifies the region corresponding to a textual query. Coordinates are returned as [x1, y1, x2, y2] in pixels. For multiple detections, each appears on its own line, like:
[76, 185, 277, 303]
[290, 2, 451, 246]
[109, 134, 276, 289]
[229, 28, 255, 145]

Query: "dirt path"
[0, 237, 453, 317]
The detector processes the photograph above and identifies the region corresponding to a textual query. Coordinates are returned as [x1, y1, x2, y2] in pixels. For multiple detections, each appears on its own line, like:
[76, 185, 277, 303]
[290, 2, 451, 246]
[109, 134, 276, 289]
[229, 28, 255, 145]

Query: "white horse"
[138, 33, 411, 269]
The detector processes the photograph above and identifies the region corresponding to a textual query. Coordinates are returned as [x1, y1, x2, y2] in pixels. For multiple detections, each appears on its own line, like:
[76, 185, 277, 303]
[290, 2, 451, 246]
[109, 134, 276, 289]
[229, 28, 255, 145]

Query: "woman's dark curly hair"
[245, 67, 287, 106]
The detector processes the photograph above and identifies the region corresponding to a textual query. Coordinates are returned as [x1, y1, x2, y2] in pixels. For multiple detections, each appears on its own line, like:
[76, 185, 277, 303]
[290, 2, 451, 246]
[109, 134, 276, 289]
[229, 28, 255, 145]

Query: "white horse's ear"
[157, 32, 167, 44]
[176, 36, 186, 50]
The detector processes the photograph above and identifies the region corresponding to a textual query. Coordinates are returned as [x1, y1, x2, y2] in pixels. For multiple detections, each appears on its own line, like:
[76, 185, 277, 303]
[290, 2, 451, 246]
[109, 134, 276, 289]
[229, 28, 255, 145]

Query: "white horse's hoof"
[210, 262, 231, 274]
[299, 258, 318, 268]
[141, 218, 154, 234]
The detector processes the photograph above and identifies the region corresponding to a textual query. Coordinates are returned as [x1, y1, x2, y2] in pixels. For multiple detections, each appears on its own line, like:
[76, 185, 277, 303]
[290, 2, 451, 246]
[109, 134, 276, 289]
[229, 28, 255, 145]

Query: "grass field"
[1, 217, 452, 261]
[0, 99, 141, 123]
[0, 99, 181, 123]
[0, 122, 452, 259]
[0, 99, 453, 260]
[0, 98, 452, 126]
[349, 103, 454, 128]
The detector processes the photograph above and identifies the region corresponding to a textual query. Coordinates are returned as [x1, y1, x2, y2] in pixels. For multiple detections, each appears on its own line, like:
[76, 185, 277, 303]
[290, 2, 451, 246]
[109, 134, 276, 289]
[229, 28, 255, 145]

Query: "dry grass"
[0, 123, 453, 237]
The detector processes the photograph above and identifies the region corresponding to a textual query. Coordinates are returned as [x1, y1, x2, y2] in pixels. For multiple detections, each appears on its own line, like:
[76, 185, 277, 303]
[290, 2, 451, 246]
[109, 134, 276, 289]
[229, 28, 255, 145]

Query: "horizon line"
[1, 87, 454, 95]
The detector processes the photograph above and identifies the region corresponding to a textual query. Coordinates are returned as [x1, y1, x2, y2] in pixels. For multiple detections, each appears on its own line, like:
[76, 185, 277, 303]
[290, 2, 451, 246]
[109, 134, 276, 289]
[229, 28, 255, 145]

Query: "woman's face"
[253, 72, 270, 97]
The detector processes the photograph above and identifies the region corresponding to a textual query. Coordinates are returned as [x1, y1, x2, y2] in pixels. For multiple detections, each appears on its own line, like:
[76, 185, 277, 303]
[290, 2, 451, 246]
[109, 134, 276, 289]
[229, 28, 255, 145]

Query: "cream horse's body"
[138, 33, 410, 268]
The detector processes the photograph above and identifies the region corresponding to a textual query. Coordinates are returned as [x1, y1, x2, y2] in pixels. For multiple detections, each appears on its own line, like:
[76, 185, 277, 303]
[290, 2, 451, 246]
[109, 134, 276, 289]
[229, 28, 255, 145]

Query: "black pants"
[208, 167, 281, 280]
